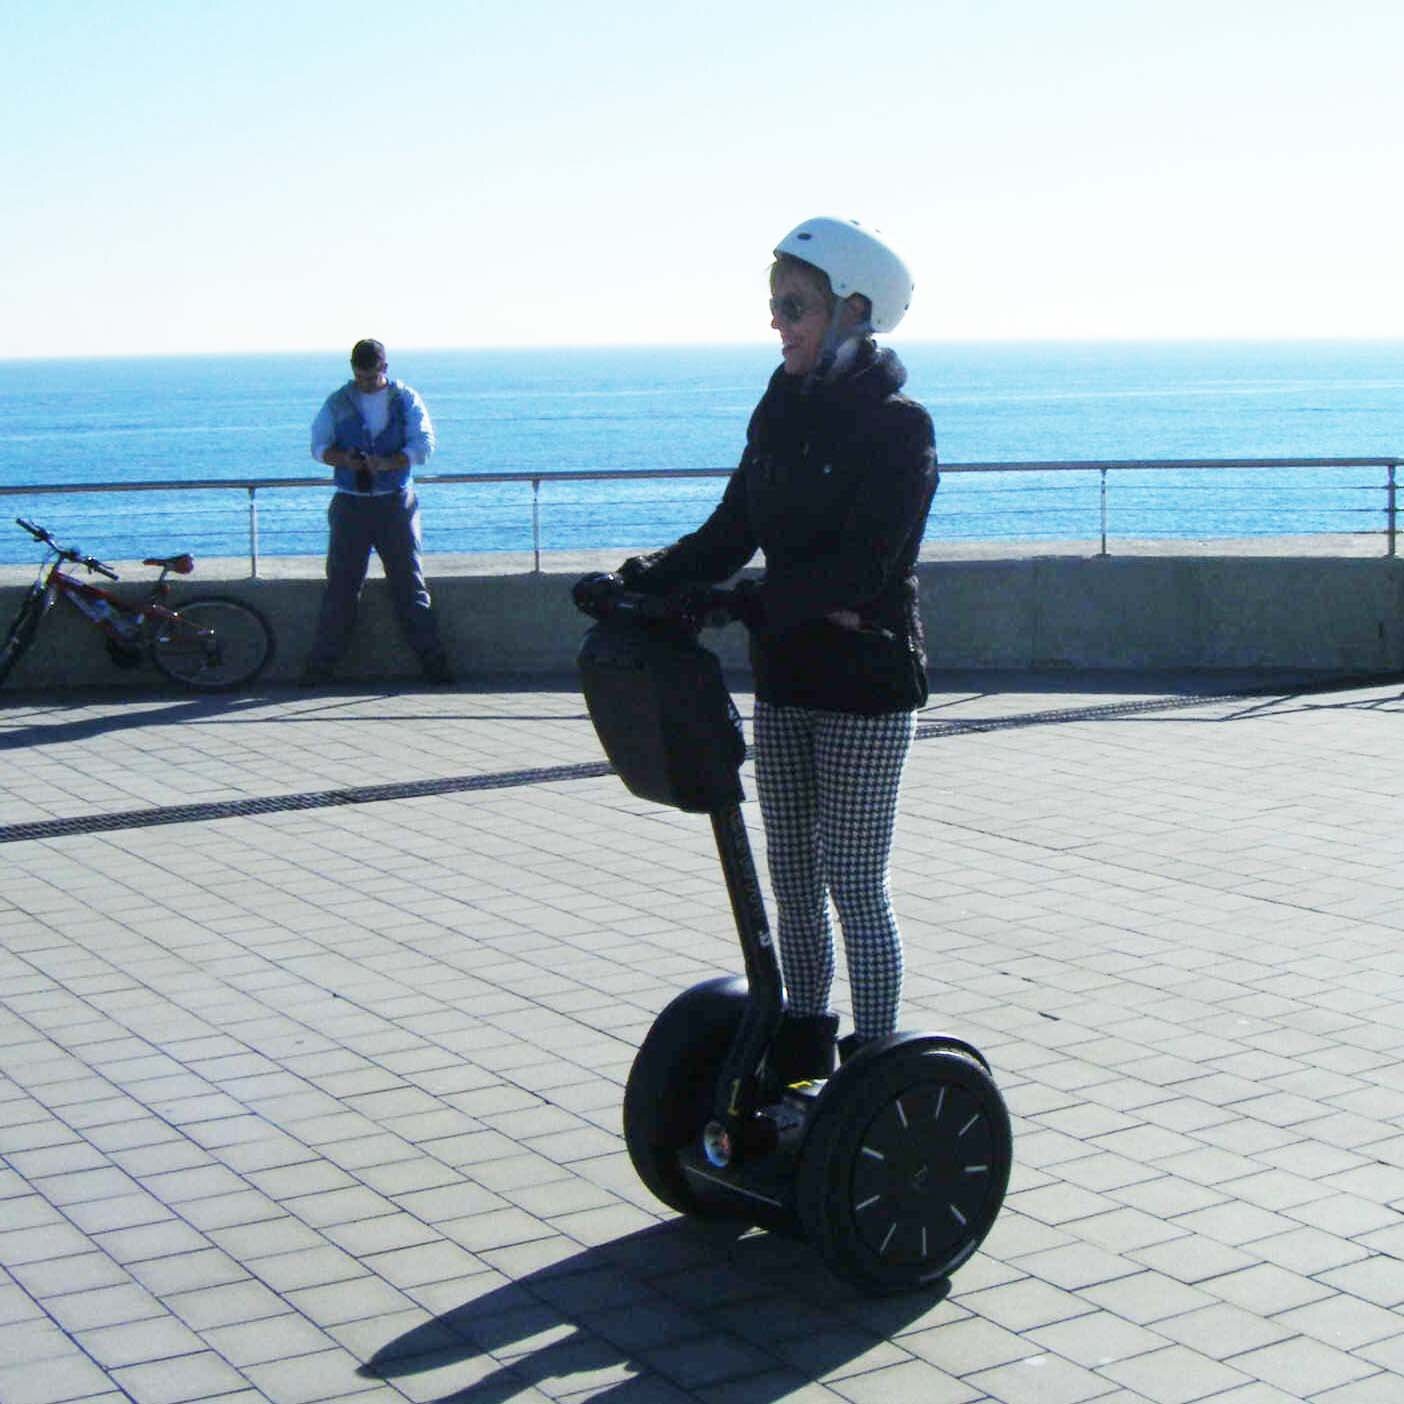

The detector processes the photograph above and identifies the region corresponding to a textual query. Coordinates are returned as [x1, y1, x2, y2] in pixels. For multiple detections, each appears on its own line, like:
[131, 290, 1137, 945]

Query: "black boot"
[838, 1032, 880, 1065]
[766, 1012, 839, 1087]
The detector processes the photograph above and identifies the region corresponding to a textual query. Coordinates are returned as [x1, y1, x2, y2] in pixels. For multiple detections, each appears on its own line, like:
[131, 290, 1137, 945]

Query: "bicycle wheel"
[149, 595, 275, 691]
[0, 586, 48, 687]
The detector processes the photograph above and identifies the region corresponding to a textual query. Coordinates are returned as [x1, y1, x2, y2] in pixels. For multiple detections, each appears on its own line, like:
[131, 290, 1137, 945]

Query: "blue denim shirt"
[310, 379, 435, 496]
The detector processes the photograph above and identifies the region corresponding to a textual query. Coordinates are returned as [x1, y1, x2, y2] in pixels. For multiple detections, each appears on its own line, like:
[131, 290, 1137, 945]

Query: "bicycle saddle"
[144, 554, 195, 574]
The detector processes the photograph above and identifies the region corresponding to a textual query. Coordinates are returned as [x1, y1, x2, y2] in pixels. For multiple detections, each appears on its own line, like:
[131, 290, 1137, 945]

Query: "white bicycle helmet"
[773, 216, 913, 333]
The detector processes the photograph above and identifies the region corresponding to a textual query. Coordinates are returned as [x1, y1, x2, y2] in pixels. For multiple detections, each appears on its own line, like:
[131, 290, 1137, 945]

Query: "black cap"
[350, 338, 387, 369]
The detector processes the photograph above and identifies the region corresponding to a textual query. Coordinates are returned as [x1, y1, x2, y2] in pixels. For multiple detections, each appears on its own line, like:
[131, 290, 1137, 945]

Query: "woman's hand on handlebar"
[571, 573, 745, 631]
[571, 571, 625, 618]
[671, 584, 736, 631]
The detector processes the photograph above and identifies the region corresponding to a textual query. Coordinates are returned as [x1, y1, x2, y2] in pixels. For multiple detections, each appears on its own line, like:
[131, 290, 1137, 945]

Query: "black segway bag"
[578, 617, 745, 813]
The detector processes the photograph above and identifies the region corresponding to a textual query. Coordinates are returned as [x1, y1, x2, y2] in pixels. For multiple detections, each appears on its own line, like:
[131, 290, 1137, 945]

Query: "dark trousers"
[308, 490, 444, 667]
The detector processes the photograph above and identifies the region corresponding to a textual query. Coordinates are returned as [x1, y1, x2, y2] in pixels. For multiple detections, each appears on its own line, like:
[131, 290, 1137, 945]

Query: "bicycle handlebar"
[14, 517, 120, 580]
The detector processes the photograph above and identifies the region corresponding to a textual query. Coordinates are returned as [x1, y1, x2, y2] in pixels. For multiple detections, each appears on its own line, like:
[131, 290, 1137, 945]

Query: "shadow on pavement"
[0, 691, 281, 750]
[0, 685, 595, 751]
[358, 1218, 948, 1403]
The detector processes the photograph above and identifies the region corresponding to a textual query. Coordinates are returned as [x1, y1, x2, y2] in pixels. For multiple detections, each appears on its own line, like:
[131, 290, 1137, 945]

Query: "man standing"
[302, 339, 453, 685]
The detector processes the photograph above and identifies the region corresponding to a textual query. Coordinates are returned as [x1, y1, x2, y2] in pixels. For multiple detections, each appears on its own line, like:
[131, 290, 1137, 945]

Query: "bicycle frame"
[12, 517, 208, 662]
[41, 559, 186, 647]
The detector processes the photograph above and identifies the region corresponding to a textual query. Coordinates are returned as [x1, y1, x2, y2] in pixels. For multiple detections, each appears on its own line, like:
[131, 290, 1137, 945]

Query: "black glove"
[672, 584, 733, 632]
[730, 579, 766, 629]
[617, 556, 650, 586]
[572, 571, 623, 618]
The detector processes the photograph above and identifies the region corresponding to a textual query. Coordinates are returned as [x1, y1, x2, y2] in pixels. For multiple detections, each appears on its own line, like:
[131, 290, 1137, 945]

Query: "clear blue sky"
[2, 0, 1400, 357]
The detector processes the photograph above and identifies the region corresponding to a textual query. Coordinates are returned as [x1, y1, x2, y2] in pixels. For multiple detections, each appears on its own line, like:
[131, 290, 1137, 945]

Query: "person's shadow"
[358, 1217, 949, 1402]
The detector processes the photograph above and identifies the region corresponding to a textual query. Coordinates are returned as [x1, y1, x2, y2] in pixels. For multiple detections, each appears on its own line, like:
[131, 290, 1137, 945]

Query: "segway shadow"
[576, 585, 1012, 1294]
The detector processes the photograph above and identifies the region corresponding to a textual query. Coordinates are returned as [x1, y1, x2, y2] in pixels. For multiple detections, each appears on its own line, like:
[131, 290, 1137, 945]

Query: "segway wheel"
[623, 974, 750, 1217]
[796, 1038, 1012, 1294]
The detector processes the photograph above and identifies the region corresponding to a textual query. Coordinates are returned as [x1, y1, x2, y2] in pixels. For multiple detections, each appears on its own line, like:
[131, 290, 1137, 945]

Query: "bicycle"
[0, 518, 276, 691]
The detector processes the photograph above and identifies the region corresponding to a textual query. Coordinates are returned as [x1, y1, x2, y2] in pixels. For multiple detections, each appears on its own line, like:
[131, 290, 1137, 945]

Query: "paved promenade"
[1, 668, 1402, 1404]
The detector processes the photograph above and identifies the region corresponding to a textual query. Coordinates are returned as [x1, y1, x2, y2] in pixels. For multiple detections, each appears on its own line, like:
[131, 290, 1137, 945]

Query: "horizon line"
[5, 334, 1404, 366]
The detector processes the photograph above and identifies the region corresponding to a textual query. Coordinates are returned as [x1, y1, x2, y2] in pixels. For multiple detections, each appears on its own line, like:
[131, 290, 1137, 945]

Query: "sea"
[1, 341, 1402, 567]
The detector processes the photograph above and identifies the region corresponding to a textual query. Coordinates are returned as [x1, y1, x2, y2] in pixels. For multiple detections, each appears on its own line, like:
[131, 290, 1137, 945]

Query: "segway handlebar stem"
[573, 574, 780, 1162]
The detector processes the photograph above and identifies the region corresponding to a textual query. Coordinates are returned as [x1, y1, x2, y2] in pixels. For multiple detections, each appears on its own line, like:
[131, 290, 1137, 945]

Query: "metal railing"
[936, 456, 1404, 558]
[2, 457, 1400, 575]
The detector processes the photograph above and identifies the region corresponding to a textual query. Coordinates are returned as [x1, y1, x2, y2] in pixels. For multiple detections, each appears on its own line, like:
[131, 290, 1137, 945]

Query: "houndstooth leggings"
[754, 701, 916, 1038]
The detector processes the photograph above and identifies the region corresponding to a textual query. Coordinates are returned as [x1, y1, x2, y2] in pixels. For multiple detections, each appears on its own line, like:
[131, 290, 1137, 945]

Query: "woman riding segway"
[574, 217, 1009, 1292]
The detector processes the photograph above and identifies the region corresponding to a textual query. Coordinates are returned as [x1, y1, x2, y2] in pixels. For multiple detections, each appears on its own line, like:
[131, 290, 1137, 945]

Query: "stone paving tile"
[1128, 1234, 1260, 1285]
[0, 1352, 118, 1404]
[109, 1349, 253, 1404]
[903, 1312, 1044, 1371]
[956, 1275, 1098, 1334]
[202, 1312, 337, 1367]
[1026, 1309, 1172, 1371]
[40, 1282, 166, 1334]
[0, 1318, 77, 1367]
[1199, 1388, 1305, 1404]
[8, 1250, 135, 1298]
[75, 1315, 209, 1371]
[124, 1246, 251, 1299]
[1311, 1377, 1404, 1404]
[1229, 1335, 1380, 1396]
[1275, 1294, 1404, 1354]
[1008, 1241, 1144, 1292]
[1151, 1301, 1295, 1359]
[236, 1346, 385, 1404]
[1315, 1256, 1404, 1309]
[1200, 1263, 1336, 1318]
[1095, 1342, 1253, 1402]
[968, 1349, 1127, 1403]
[1356, 1327, 1404, 1378]
[828, 1357, 980, 1402]
[163, 1278, 290, 1332]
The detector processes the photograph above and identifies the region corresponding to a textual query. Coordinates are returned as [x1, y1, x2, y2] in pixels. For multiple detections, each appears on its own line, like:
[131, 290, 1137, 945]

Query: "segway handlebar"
[571, 573, 747, 631]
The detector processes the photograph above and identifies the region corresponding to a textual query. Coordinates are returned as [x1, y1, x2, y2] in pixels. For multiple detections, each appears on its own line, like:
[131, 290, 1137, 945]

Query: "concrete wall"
[3, 554, 1401, 691]
[928, 556, 1404, 674]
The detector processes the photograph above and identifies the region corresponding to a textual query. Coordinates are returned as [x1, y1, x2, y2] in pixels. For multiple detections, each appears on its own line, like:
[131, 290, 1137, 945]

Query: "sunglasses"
[769, 293, 823, 324]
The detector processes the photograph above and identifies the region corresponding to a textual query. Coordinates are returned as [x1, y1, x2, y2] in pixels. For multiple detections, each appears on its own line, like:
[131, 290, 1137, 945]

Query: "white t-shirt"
[310, 387, 390, 461]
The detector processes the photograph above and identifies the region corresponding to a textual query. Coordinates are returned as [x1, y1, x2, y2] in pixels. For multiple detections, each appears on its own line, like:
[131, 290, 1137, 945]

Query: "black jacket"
[624, 342, 938, 713]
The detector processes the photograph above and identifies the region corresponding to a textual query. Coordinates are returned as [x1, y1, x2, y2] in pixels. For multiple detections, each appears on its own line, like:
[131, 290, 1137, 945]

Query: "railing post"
[248, 486, 260, 579]
[1099, 467, 1108, 556]
[1388, 464, 1397, 559]
[531, 478, 542, 574]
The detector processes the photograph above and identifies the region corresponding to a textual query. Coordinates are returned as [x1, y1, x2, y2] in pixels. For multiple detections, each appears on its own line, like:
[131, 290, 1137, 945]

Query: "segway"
[575, 583, 1012, 1294]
